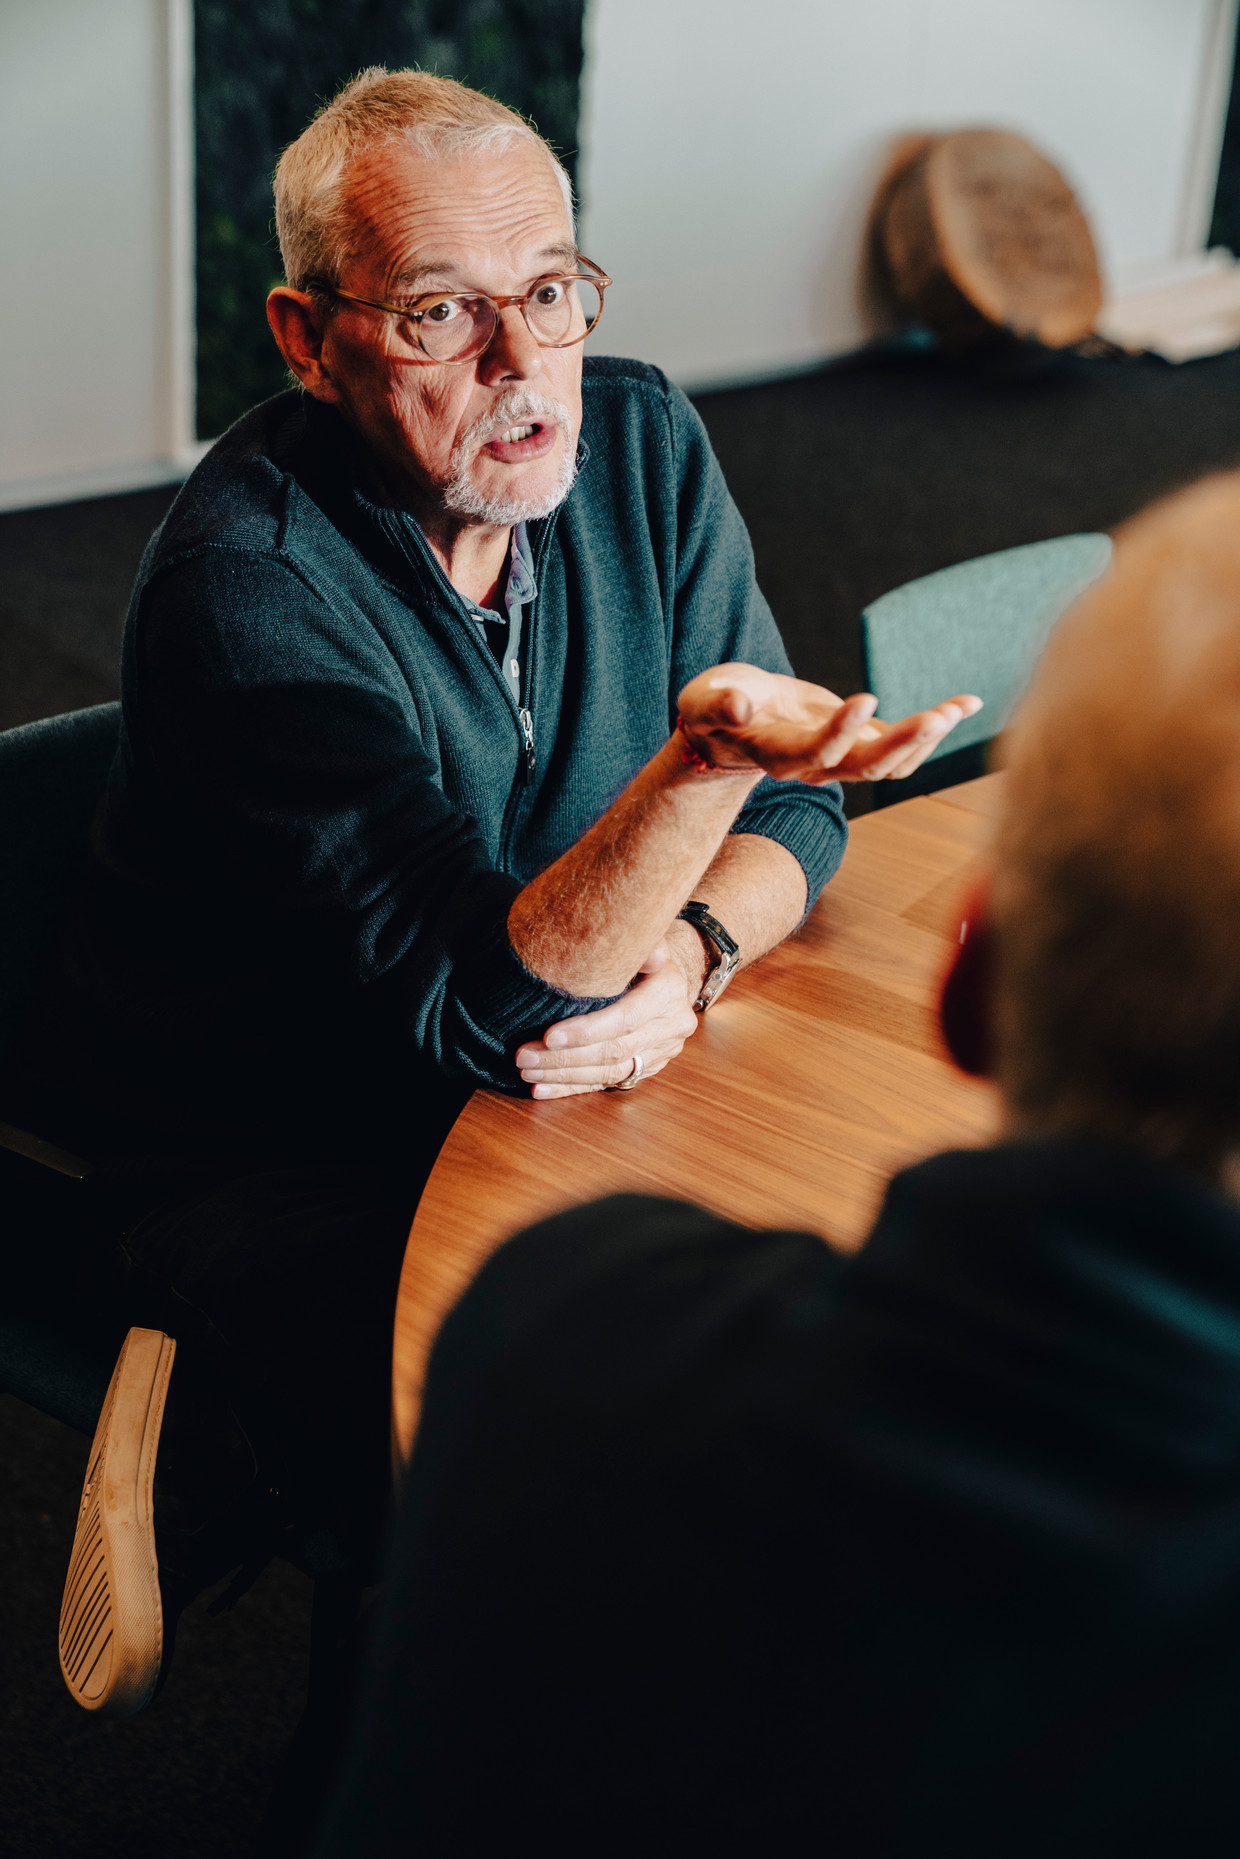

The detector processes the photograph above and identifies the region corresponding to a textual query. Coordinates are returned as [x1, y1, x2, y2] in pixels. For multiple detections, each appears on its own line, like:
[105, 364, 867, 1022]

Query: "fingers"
[518, 1035, 687, 1098]
[679, 665, 880, 778]
[803, 692, 881, 773]
[859, 711, 955, 780]
[677, 668, 982, 786]
[712, 685, 954, 786]
[522, 1024, 684, 1077]
[718, 691, 885, 784]
[888, 695, 981, 775]
[838, 695, 982, 782]
[515, 961, 698, 1096]
[533, 948, 680, 1053]
[535, 993, 640, 1056]
[516, 1012, 698, 1093]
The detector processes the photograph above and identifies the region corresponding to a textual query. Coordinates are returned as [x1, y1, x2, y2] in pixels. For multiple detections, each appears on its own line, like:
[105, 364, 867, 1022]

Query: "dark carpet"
[4, 341, 1240, 1855]
[0, 1394, 313, 1858]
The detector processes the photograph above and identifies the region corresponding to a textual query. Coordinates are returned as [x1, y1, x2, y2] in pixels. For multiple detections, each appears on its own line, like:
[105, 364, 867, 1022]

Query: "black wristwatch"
[678, 901, 741, 1012]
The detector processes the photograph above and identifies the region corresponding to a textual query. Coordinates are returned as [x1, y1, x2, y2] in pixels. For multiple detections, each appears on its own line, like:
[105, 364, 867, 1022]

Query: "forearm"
[508, 652, 975, 1007]
[508, 735, 760, 997]
[685, 831, 808, 977]
[513, 829, 811, 1100]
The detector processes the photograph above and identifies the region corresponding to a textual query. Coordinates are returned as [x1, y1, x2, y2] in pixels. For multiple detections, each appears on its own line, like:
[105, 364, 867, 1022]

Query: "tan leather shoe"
[59, 1327, 177, 1715]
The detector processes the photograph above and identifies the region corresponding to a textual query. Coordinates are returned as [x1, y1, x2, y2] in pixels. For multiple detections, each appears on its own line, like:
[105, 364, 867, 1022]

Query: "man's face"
[314, 138, 584, 523]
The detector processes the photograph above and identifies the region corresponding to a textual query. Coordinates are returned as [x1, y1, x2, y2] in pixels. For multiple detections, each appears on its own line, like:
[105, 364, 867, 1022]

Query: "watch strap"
[678, 900, 741, 1011]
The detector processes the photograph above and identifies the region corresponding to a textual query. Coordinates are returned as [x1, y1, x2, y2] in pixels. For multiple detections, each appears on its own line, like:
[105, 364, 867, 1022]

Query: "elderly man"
[312, 473, 1240, 1858]
[15, 70, 975, 1715]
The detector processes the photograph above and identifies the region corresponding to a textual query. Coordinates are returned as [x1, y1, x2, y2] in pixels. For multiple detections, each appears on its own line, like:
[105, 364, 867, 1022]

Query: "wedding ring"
[611, 1051, 645, 1092]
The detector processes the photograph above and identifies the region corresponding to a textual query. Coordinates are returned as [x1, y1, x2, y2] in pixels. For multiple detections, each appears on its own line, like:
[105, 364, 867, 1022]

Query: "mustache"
[452, 390, 574, 461]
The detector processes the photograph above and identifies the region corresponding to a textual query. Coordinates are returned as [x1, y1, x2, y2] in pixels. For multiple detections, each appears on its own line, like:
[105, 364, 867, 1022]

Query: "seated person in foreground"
[3, 68, 976, 1716]
[311, 473, 1240, 1858]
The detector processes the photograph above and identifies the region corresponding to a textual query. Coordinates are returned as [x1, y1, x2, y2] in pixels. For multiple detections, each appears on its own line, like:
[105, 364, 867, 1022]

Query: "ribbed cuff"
[730, 777, 848, 909]
[459, 912, 624, 1067]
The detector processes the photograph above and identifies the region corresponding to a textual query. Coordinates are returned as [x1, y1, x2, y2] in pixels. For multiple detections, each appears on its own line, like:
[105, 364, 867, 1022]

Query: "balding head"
[266, 68, 588, 539]
[275, 67, 573, 297]
[990, 472, 1240, 1177]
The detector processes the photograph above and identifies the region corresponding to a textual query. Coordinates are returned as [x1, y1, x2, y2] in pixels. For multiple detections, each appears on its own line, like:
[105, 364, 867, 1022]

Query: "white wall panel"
[0, 0, 1232, 505]
[578, 0, 1235, 388]
[0, 0, 193, 511]
[911, 0, 1210, 280]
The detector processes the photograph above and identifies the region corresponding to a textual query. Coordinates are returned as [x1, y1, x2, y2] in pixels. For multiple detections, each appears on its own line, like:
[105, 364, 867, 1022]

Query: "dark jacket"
[12, 361, 845, 1162]
[315, 1140, 1240, 1856]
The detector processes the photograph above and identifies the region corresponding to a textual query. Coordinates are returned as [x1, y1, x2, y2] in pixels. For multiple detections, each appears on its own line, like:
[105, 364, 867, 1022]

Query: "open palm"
[678, 663, 982, 783]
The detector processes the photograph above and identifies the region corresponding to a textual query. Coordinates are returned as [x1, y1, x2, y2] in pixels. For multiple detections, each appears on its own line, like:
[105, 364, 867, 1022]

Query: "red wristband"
[676, 714, 713, 771]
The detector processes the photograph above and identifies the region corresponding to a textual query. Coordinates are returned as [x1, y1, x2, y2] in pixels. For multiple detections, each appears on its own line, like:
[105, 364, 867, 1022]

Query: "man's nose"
[477, 304, 544, 385]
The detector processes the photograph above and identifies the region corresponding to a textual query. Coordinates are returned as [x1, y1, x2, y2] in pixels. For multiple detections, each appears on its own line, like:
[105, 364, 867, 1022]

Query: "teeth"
[499, 425, 535, 443]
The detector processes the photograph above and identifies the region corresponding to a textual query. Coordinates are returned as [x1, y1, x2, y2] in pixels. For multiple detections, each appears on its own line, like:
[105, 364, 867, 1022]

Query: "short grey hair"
[274, 67, 574, 293]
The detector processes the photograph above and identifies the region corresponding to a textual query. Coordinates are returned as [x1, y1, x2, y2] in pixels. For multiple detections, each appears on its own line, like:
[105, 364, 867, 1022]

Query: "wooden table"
[392, 776, 1003, 1467]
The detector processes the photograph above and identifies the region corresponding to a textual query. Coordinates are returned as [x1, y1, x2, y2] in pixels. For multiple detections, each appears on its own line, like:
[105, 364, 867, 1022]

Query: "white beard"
[439, 390, 578, 525]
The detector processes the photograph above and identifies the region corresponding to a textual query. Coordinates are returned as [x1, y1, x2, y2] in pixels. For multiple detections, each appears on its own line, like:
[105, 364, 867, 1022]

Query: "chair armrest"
[0, 1117, 94, 1179]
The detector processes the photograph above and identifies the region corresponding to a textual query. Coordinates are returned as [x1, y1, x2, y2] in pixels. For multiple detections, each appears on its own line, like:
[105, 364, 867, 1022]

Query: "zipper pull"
[519, 707, 536, 783]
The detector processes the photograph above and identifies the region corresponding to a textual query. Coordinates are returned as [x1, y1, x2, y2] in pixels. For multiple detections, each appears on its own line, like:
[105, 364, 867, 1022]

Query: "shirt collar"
[506, 521, 537, 607]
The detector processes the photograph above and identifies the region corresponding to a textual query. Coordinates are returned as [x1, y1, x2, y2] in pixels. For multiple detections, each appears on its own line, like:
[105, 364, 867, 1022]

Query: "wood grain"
[391, 777, 1003, 1466]
[880, 129, 1101, 351]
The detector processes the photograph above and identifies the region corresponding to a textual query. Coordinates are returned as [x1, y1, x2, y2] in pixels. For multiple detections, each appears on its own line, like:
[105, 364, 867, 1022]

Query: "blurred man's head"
[266, 69, 591, 530]
[988, 473, 1240, 1180]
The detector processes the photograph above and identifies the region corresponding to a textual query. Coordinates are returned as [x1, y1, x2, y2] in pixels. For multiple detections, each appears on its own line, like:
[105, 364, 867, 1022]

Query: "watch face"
[680, 903, 739, 1010]
[697, 947, 739, 1012]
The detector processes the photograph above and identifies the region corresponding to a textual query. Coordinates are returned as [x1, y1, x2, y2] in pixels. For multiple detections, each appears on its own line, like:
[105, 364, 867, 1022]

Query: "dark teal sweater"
[22, 361, 846, 1162]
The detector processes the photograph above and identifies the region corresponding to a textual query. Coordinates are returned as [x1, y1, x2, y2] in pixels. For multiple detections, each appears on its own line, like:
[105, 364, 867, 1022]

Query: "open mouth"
[481, 420, 557, 463]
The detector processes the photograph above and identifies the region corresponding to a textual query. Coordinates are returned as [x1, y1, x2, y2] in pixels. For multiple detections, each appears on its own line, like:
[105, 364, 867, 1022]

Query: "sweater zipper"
[513, 512, 559, 791]
[377, 495, 569, 861]
[518, 706, 536, 783]
[384, 511, 538, 792]
[497, 513, 560, 867]
[374, 459, 578, 817]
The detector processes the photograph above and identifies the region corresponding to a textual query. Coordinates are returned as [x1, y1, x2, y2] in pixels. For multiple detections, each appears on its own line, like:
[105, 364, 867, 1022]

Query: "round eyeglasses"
[312, 257, 612, 365]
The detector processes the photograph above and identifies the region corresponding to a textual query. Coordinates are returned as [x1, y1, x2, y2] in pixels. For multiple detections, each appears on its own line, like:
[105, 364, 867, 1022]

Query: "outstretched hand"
[678, 663, 982, 783]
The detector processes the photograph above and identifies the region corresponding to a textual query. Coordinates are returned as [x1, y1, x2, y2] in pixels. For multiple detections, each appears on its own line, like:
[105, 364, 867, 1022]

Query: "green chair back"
[861, 534, 1112, 794]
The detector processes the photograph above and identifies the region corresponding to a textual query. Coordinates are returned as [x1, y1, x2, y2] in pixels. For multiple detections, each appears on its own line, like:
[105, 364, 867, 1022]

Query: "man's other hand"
[515, 924, 706, 1097]
[678, 663, 982, 783]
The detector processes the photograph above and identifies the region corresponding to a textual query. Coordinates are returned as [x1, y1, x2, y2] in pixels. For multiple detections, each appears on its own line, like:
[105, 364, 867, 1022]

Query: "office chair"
[861, 532, 1113, 805]
[0, 703, 361, 1847]
[0, 703, 122, 1424]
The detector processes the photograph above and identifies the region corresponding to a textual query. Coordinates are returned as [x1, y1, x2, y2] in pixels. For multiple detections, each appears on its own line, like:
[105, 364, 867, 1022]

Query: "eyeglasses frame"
[308, 256, 613, 365]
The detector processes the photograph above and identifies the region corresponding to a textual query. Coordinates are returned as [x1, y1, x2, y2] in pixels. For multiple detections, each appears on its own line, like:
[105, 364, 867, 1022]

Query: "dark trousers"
[75, 1155, 440, 1585]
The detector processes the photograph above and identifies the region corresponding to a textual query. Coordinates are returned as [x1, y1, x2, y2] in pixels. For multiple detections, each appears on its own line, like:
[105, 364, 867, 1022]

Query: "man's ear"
[939, 873, 993, 1077]
[266, 288, 341, 402]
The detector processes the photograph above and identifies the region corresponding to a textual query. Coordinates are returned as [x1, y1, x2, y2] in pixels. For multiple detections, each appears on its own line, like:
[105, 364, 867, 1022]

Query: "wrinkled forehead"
[339, 137, 575, 292]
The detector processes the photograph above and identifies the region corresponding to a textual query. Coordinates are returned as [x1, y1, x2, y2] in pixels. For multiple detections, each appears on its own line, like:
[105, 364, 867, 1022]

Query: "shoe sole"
[59, 1327, 176, 1715]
